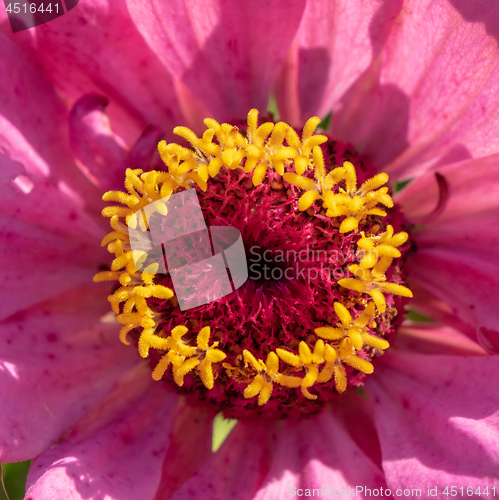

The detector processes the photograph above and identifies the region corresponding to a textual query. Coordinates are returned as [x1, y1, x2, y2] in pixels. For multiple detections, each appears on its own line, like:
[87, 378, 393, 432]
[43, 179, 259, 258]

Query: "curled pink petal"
[69, 94, 131, 191]
[408, 250, 499, 353]
[253, 410, 387, 499]
[411, 172, 451, 225]
[397, 153, 499, 222]
[276, 0, 403, 126]
[401, 154, 499, 350]
[125, 0, 306, 121]
[366, 350, 499, 489]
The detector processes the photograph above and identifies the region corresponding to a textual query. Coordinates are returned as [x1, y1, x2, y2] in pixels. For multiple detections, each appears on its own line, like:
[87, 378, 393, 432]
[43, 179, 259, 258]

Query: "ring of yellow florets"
[94, 109, 412, 410]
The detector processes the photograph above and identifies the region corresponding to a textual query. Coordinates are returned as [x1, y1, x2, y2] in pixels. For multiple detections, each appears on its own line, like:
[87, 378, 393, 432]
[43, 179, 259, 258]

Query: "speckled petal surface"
[366, 350, 499, 491]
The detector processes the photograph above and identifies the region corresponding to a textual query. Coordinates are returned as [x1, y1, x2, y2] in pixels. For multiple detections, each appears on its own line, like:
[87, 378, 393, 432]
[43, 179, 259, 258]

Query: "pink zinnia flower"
[1, 1, 499, 499]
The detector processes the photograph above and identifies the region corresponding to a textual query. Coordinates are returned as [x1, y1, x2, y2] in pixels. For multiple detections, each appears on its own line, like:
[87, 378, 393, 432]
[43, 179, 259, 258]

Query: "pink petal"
[0, 155, 107, 320]
[0, 31, 101, 201]
[400, 155, 499, 351]
[33, 0, 184, 143]
[169, 409, 386, 500]
[332, 390, 384, 470]
[253, 410, 387, 499]
[125, 0, 306, 122]
[365, 350, 499, 489]
[69, 94, 131, 191]
[397, 153, 499, 222]
[168, 421, 276, 500]
[0, 286, 138, 462]
[173, 78, 214, 133]
[275, 0, 403, 126]
[26, 370, 178, 500]
[332, 0, 499, 177]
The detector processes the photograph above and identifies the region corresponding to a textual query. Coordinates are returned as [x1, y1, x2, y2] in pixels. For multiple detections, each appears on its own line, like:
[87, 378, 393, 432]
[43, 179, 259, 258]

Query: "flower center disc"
[95, 111, 413, 419]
